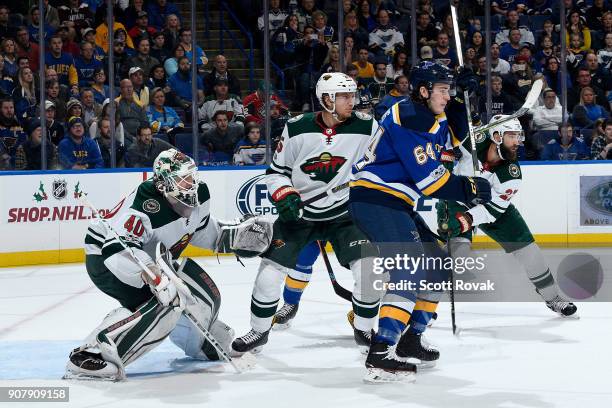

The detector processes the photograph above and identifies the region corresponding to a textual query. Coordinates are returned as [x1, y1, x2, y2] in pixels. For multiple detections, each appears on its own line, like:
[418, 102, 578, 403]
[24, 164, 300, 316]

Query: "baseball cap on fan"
[45, 100, 55, 110]
[129, 66, 144, 76]
[420, 46, 433, 60]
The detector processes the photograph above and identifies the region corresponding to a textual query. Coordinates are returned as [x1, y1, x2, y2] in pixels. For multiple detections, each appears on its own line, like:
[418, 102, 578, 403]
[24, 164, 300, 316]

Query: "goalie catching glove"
[215, 216, 274, 258]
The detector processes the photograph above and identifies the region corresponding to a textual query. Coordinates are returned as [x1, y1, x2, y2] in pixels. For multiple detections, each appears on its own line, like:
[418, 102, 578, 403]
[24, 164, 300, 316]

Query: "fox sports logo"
[236, 175, 277, 216]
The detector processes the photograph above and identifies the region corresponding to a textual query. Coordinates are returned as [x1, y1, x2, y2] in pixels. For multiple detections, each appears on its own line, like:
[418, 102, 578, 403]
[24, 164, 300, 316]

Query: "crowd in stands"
[0, 0, 611, 170]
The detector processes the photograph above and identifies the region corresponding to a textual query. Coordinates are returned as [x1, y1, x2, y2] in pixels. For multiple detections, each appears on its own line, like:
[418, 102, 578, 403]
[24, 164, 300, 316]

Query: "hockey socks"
[513, 243, 558, 301]
[407, 298, 439, 335]
[282, 241, 320, 305]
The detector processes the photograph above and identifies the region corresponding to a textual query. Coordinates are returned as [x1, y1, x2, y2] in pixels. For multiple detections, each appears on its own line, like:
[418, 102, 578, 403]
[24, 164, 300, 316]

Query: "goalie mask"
[488, 115, 524, 160]
[315, 72, 357, 118]
[153, 149, 199, 207]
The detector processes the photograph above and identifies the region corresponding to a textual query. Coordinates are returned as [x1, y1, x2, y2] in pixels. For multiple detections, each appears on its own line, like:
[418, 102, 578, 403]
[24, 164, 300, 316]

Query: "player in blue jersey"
[348, 61, 492, 383]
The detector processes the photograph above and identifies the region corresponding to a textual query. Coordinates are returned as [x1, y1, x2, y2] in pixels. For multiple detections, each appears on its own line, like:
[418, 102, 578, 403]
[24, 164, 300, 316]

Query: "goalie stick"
[78, 193, 254, 374]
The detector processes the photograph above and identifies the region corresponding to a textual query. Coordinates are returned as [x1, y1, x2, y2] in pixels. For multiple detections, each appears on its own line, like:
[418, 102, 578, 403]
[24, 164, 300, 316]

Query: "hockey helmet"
[153, 149, 199, 207]
[315, 72, 357, 114]
[409, 61, 455, 94]
[488, 115, 525, 145]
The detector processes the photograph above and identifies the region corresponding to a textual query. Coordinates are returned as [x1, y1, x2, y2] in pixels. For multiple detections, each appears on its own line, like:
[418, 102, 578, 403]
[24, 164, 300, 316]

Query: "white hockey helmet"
[315, 72, 357, 114]
[488, 115, 525, 145]
[153, 149, 199, 207]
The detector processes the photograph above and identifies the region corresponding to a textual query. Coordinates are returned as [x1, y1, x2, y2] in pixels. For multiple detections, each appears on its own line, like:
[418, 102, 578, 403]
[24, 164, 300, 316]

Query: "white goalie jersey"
[267, 112, 377, 221]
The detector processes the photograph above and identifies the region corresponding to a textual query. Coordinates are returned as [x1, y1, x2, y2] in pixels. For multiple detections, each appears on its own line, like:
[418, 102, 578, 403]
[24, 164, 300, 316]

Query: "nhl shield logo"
[52, 179, 68, 200]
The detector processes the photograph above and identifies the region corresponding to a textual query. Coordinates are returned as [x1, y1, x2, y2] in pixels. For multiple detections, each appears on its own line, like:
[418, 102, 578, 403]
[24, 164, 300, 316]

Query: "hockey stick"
[473, 78, 544, 135]
[451, 4, 479, 176]
[300, 181, 350, 208]
[316, 240, 353, 302]
[78, 193, 252, 373]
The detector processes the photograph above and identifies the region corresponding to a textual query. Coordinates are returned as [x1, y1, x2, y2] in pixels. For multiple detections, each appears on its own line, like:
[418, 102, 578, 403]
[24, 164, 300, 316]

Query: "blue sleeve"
[58, 140, 76, 169]
[197, 76, 204, 90]
[87, 139, 104, 168]
[167, 107, 182, 127]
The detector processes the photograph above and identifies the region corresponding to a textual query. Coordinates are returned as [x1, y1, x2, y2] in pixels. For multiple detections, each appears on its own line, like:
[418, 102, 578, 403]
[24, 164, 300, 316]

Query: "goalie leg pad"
[350, 258, 381, 332]
[170, 316, 234, 360]
[250, 258, 288, 332]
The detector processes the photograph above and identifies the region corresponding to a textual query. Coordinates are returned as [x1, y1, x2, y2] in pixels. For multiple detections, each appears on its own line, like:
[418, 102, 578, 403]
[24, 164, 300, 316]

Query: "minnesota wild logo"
[300, 152, 347, 183]
[33, 181, 48, 202]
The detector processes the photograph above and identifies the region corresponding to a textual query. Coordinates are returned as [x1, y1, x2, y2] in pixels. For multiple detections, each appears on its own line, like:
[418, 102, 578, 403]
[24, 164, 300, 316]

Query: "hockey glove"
[465, 176, 492, 206]
[440, 211, 474, 239]
[456, 67, 480, 95]
[271, 186, 303, 222]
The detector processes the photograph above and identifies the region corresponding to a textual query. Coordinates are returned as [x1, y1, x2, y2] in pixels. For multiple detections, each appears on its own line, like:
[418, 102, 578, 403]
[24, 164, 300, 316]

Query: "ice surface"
[1, 252, 611, 408]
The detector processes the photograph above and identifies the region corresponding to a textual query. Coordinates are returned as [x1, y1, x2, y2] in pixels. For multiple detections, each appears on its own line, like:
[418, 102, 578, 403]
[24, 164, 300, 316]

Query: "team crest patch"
[52, 179, 67, 200]
[143, 198, 161, 213]
[288, 114, 304, 123]
[300, 153, 347, 183]
[509, 163, 521, 178]
[475, 132, 486, 143]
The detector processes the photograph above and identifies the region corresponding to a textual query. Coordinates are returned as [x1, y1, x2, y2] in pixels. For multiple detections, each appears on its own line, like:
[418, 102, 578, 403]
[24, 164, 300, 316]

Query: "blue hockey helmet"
[409, 61, 455, 94]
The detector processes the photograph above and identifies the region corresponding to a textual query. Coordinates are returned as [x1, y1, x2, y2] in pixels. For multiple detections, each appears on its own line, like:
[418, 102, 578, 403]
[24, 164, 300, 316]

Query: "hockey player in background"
[437, 115, 578, 316]
[231, 73, 382, 355]
[65, 149, 272, 380]
[349, 61, 493, 383]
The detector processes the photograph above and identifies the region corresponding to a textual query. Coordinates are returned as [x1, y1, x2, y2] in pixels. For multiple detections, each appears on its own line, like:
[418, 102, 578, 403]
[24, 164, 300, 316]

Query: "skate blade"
[272, 321, 292, 330]
[363, 368, 416, 384]
[396, 355, 436, 369]
[357, 345, 369, 355]
[62, 371, 123, 382]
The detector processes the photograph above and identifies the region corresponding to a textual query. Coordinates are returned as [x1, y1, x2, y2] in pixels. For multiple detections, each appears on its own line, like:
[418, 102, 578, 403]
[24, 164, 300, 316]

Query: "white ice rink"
[1, 252, 611, 408]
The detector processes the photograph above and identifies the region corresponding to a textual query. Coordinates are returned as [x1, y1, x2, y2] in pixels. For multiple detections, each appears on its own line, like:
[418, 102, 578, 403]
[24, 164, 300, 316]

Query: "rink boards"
[0, 162, 610, 267]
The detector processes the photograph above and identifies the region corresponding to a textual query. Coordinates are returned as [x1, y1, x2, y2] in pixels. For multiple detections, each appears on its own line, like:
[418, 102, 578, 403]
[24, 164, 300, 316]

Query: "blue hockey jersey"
[351, 99, 461, 208]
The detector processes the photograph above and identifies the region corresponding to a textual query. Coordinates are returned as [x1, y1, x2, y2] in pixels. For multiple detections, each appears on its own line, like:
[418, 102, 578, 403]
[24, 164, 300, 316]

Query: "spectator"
[344, 10, 369, 51]
[597, 32, 612, 71]
[531, 88, 563, 131]
[492, 0, 527, 16]
[233, 124, 267, 165]
[495, 9, 535, 45]
[147, 64, 172, 101]
[368, 9, 404, 60]
[542, 56, 570, 96]
[150, 31, 169, 62]
[470, 31, 484, 56]
[162, 13, 181, 52]
[57, 23, 80, 58]
[58, 0, 94, 33]
[295, 24, 328, 111]
[0, 98, 26, 169]
[356, 0, 376, 33]
[572, 86, 610, 129]
[126, 37, 160, 80]
[128, 11, 156, 41]
[46, 79, 67, 122]
[534, 35, 554, 71]
[178, 28, 208, 72]
[537, 18, 560, 46]
[201, 111, 243, 163]
[566, 32, 588, 74]
[116, 78, 149, 143]
[81, 27, 106, 62]
[361, 60, 394, 106]
[541, 122, 589, 160]
[114, 28, 135, 57]
[12, 67, 38, 121]
[591, 118, 612, 160]
[243, 80, 288, 124]
[167, 56, 204, 110]
[43, 1, 61, 30]
[480, 74, 516, 116]
[203, 54, 241, 96]
[74, 41, 103, 88]
[164, 43, 185, 77]
[147, 0, 181, 31]
[127, 66, 150, 108]
[267, 100, 289, 149]
[433, 31, 458, 69]
[14, 119, 57, 170]
[343, 34, 357, 66]
[198, 78, 245, 133]
[297, 0, 318, 32]
[125, 125, 173, 167]
[415, 11, 438, 48]
[565, 9, 591, 51]
[107, 40, 130, 85]
[147, 87, 184, 141]
[44, 100, 64, 146]
[95, 118, 125, 167]
[489, 42, 511, 75]
[123, 0, 147, 31]
[91, 67, 110, 104]
[58, 116, 104, 169]
[0, 6, 17, 42]
[66, 98, 84, 123]
[585, 0, 606, 32]
[505, 55, 536, 101]
[374, 74, 409, 120]
[568, 68, 608, 112]
[45, 35, 78, 96]
[584, 52, 611, 93]
[15, 26, 39, 72]
[27, 6, 54, 44]
[526, 0, 553, 16]
[81, 88, 102, 127]
[352, 46, 374, 79]
[271, 14, 301, 69]
[89, 98, 126, 148]
[95, 9, 134, 53]
[1, 38, 18, 78]
[499, 28, 523, 63]
[258, 0, 288, 38]
[311, 10, 334, 45]
[319, 44, 342, 74]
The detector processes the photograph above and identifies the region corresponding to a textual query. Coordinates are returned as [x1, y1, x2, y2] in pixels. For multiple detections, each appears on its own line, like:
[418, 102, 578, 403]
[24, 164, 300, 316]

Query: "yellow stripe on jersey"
[449, 126, 460, 147]
[414, 299, 439, 313]
[428, 121, 440, 134]
[420, 170, 451, 195]
[285, 276, 309, 290]
[350, 180, 415, 206]
[392, 103, 401, 125]
[379, 305, 411, 324]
